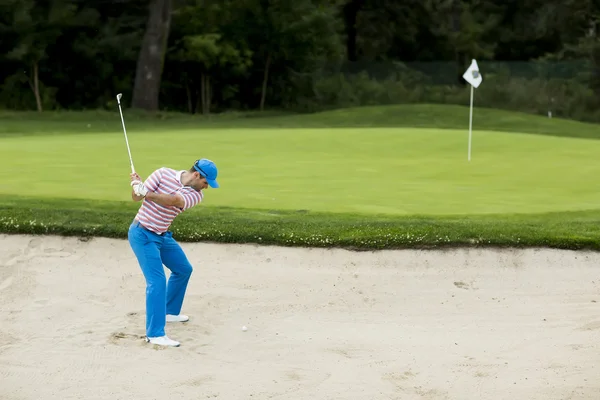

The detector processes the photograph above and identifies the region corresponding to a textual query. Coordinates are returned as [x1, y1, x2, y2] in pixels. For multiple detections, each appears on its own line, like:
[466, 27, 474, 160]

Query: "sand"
[0, 233, 599, 400]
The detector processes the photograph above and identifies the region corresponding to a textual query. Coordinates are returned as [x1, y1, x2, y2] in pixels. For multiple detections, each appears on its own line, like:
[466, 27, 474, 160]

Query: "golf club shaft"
[116, 94, 135, 174]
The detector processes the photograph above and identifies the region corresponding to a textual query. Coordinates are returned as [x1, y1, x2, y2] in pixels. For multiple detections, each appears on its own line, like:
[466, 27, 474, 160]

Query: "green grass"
[2, 103, 600, 139]
[1, 104, 599, 250]
[1, 125, 600, 215]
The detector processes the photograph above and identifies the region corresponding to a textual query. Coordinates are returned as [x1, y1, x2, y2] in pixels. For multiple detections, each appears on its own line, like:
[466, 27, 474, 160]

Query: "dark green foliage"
[291, 59, 600, 122]
[0, 0, 599, 121]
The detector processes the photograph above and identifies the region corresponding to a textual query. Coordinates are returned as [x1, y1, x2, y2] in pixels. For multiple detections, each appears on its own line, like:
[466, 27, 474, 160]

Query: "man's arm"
[132, 190, 144, 202]
[145, 192, 185, 208]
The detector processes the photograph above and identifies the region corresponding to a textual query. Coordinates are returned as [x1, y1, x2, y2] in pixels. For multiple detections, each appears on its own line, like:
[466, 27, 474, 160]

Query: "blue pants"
[128, 221, 193, 338]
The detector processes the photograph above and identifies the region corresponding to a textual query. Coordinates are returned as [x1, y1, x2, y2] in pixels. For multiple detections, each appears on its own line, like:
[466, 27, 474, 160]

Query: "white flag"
[462, 59, 482, 88]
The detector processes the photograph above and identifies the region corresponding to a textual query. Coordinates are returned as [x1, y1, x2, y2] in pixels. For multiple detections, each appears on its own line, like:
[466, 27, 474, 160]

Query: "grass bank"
[1, 104, 600, 140]
[1, 196, 599, 251]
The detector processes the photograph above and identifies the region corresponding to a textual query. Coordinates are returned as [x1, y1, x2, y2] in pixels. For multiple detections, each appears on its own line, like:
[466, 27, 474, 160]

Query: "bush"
[289, 61, 600, 123]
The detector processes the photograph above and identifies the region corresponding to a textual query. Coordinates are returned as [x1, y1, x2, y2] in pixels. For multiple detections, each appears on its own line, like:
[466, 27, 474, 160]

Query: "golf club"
[116, 93, 136, 174]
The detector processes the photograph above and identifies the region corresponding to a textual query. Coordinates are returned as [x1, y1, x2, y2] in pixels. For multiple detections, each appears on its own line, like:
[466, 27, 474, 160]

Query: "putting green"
[1, 127, 599, 215]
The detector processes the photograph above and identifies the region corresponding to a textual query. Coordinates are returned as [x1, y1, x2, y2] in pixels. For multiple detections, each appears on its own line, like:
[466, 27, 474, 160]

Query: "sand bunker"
[1, 233, 599, 399]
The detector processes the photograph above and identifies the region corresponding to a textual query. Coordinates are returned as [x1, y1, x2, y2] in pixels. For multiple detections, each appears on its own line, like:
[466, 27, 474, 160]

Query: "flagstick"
[468, 84, 474, 162]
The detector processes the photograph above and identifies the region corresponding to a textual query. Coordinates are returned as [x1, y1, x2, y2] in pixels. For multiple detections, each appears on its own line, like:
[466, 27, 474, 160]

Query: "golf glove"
[131, 180, 148, 197]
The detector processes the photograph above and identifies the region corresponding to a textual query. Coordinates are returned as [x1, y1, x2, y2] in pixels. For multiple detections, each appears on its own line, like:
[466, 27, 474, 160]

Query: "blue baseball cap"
[193, 158, 219, 188]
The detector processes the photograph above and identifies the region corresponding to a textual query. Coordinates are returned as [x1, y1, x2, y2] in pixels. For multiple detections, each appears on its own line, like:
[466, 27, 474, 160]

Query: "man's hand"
[129, 172, 146, 201]
[130, 172, 141, 183]
[131, 181, 148, 197]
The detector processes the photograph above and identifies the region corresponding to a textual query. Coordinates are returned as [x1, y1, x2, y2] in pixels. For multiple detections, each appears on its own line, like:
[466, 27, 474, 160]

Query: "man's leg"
[160, 233, 193, 317]
[128, 223, 167, 338]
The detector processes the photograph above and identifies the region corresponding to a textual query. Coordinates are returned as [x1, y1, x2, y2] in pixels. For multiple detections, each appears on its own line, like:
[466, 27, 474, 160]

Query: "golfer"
[127, 158, 219, 347]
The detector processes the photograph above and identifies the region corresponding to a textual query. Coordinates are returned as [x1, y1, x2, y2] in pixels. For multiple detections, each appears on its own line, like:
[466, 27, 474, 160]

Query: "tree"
[170, 33, 252, 114]
[131, 0, 172, 111]
[342, 0, 364, 61]
[167, 0, 253, 114]
[534, 0, 600, 94]
[234, 0, 344, 110]
[352, 0, 427, 61]
[3, 0, 92, 111]
[424, 0, 501, 81]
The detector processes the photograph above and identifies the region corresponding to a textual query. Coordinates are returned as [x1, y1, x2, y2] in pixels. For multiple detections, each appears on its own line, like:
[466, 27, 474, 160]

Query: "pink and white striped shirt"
[134, 167, 203, 234]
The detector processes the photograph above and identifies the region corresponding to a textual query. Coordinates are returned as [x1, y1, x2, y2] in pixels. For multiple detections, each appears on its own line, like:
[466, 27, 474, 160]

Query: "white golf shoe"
[166, 314, 189, 322]
[145, 335, 180, 347]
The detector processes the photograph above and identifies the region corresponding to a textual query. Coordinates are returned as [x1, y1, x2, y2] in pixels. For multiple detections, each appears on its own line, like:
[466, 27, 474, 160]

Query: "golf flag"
[462, 59, 482, 88]
[462, 59, 482, 161]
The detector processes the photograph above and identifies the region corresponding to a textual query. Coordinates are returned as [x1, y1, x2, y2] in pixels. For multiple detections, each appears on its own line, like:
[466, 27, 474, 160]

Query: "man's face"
[193, 172, 209, 190]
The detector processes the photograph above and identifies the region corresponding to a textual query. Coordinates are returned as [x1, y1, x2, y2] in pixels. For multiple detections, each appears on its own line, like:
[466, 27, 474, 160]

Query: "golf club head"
[116, 93, 122, 104]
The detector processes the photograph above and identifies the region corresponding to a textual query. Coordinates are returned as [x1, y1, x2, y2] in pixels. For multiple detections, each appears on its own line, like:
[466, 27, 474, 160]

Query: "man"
[128, 158, 219, 347]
